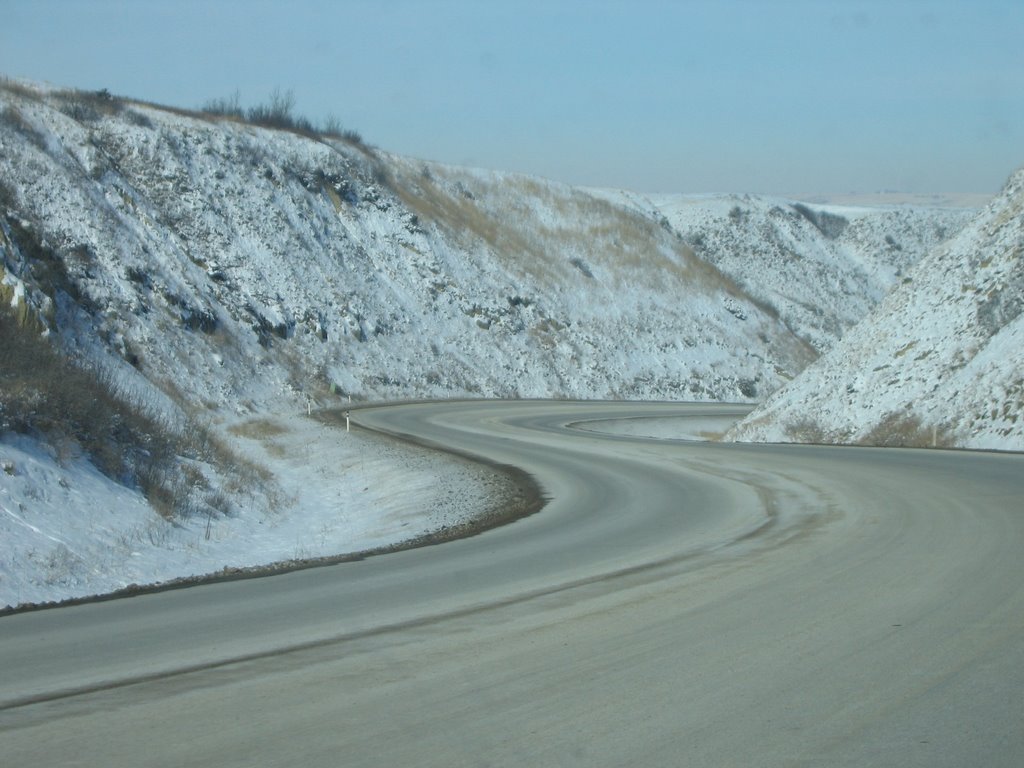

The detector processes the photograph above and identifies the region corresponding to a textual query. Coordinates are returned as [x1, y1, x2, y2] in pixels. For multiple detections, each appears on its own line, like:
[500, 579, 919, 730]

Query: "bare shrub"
[860, 412, 953, 448]
[320, 113, 343, 136]
[0, 306, 171, 478]
[246, 87, 297, 129]
[340, 128, 364, 145]
[0, 303, 270, 518]
[784, 418, 829, 444]
[202, 89, 244, 119]
[198, 88, 364, 144]
[54, 87, 124, 123]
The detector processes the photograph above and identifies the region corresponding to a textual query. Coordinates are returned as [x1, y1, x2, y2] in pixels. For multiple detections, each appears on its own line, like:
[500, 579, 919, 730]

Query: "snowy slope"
[2, 82, 971, 413]
[0, 418, 524, 608]
[601, 189, 971, 352]
[729, 168, 1024, 450]
[1, 83, 815, 416]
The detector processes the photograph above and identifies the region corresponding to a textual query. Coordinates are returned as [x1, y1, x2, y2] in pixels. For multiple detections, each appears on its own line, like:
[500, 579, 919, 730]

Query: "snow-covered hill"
[1, 84, 811, 415]
[1, 81, 973, 413]
[602, 190, 971, 353]
[0, 78, 981, 606]
[729, 167, 1024, 451]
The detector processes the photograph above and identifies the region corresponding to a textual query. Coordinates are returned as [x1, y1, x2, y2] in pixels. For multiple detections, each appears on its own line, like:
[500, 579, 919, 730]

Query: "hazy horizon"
[2, 0, 1022, 196]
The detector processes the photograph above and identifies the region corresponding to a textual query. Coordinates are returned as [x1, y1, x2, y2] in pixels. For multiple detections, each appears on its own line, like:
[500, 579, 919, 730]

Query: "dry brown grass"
[384, 164, 791, 325]
[859, 412, 953, 448]
[227, 418, 289, 440]
[0, 77, 45, 102]
[0, 300, 272, 519]
[387, 166, 557, 281]
[781, 411, 953, 448]
[783, 418, 831, 444]
[1, 304, 173, 480]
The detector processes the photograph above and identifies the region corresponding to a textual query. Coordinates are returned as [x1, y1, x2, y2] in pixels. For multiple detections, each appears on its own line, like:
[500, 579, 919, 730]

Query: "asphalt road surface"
[2, 401, 1023, 767]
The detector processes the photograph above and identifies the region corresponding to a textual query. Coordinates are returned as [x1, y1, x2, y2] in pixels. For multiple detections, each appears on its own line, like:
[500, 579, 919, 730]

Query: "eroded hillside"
[0, 81, 827, 419]
[605, 190, 972, 353]
[729, 168, 1024, 450]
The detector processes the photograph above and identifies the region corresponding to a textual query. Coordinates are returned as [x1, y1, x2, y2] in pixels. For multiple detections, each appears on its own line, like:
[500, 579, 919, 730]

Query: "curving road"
[2, 400, 1024, 766]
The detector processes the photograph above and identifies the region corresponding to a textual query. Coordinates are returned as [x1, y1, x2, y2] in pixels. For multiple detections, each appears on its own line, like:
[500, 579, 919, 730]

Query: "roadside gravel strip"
[3, 401, 1024, 767]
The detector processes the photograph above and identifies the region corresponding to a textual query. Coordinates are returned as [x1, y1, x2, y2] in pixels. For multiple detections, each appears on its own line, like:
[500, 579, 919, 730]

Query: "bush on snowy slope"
[201, 87, 365, 146]
[728, 167, 1024, 451]
[0, 299, 271, 521]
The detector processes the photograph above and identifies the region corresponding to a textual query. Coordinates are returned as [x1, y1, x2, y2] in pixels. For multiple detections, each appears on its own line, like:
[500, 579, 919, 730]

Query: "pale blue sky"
[2, 0, 1021, 194]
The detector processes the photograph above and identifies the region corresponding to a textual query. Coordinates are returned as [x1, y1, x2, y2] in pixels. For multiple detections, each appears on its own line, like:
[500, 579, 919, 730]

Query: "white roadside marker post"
[345, 410, 350, 432]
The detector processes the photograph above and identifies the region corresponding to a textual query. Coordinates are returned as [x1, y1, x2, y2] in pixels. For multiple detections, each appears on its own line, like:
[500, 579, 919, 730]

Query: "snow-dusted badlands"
[0, 77, 996, 608]
[730, 168, 1024, 450]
